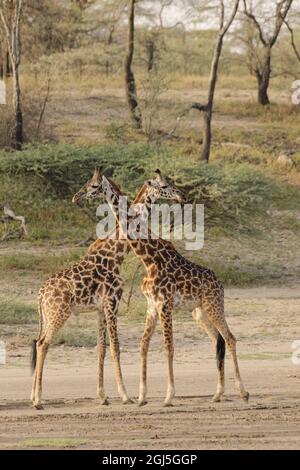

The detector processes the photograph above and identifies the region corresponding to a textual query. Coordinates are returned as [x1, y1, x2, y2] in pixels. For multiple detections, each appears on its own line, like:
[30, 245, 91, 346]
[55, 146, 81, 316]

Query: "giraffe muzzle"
[72, 191, 86, 204]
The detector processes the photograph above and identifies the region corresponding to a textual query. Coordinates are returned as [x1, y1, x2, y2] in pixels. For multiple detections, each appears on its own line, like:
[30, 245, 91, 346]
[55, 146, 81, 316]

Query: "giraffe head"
[144, 169, 186, 204]
[72, 167, 104, 204]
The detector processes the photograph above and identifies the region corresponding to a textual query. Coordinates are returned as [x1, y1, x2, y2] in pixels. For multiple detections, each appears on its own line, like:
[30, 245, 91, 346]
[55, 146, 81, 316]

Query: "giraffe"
[74, 169, 250, 407]
[30, 169, 183, 410]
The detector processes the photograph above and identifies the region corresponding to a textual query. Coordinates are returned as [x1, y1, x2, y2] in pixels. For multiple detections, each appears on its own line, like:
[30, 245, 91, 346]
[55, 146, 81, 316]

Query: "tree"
[0, 0, 23, 150]
[97, 0, 127, 75]
[124, 0, 142, 128]
[243, 0, 294, 105]
[191, 0, 240, 162]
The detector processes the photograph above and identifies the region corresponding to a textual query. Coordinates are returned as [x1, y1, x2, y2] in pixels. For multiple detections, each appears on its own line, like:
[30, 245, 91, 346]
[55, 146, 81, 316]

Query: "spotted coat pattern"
[99, 177, 249, 406]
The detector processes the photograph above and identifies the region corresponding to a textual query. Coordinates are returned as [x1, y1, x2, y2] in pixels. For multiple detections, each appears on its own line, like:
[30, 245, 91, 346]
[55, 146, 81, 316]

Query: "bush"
[0, 142, 295, 239]
[0, 143, 153, 198]
[178, 162, 282, 228]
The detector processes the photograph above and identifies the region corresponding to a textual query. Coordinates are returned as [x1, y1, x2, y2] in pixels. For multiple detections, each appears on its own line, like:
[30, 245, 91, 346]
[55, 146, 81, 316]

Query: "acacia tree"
[191, 0, 240, 162]
[145, 0, 186, 72]
[125, 0, 142, 128]
[0, 0, 23, 150]
[98, 0, 127, 75]
[243, 0, 293, 105]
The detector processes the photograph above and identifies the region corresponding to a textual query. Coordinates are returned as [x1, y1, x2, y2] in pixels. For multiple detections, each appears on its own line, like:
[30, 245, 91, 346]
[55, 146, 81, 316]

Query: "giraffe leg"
[30, 342, 38, 403]
[32, 329, 53, 409]
[192, 308, 225, 402]
[203, 300, 249, 402]
[103, 298, 132, 404]
[97, 309, 108, 405]
[31, 304, 72, 410]
[138, 299, 158, 406]
[157, 302, 175, 407]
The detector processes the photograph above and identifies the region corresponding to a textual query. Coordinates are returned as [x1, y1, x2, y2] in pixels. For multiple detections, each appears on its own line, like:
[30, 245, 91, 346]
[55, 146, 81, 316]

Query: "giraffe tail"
[216, 333, 225, 371]
[31, 300, 43, 374]
[30, 340, 37, 375]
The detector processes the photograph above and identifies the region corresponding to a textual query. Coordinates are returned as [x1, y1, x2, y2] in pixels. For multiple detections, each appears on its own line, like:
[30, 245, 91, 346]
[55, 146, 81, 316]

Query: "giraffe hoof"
[212, 395, 222, 403]
[138, 400, 148, 407]
[242, 392, 250, 403]
[100, 398, 109, 406]
[163, 402, 174, 408]
[123, 398, 134, 405]
[33, 403, 44, 410]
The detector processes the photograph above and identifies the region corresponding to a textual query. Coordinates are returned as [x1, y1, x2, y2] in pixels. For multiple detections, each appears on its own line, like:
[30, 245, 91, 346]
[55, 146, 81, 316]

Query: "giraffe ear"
[93, 166, 102, 180]
[155, 169, 162, 182]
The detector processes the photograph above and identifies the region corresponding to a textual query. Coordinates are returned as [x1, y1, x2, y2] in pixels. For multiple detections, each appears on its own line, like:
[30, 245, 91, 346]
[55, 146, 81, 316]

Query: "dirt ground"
[1, 285, 300, 450]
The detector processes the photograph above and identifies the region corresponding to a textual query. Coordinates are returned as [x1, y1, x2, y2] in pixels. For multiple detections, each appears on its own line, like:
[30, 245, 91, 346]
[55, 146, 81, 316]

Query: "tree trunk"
[0, 49, 11, 78]
[256, 48, 271, 105]
[146, 40, 155, 72]
[12, 63, 23, 150]
[105, 28, 114, 77]
[201, 110, 212, 163]
[124, 0, 141, 129]
[200, 34, 223, 162]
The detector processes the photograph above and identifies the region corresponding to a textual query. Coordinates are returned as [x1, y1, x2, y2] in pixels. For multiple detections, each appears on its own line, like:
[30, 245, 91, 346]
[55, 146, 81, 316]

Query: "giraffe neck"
[88, 183, 151, 255]
[103, 177, 154, 225]
[102, 178, 162, 270]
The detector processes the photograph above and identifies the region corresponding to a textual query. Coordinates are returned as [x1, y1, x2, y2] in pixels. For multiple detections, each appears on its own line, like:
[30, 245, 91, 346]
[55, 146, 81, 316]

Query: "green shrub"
[0, 143, 154, 198]
[0, 143, 298, 239]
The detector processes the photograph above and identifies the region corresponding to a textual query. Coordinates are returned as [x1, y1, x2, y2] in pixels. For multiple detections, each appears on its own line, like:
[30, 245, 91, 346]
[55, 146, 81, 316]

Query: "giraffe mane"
[133, 183, 148, 204]
[105, 177, 125, 196]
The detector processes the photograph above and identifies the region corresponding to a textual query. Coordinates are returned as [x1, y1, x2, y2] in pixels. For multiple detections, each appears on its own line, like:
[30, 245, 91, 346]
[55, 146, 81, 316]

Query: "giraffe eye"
[91, 184, 99, 189]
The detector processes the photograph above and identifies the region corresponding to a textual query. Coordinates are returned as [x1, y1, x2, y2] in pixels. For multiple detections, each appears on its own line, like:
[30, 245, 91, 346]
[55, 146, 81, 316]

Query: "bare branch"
[285, 19, 300, 62]
[191, 102, 209, 112]
[243, 0, 293, 48]
[14, 0, 23, 65]
[158, 0, 174, 29]
[243, 0, 267, 46]
[0, 2, 13, 57]
[220, 0, 240, 38]
[219, 0, 225, 30]
[36, 74, 51, 137]
[0, 205, 28, 239]
[270, 0, 293, 47]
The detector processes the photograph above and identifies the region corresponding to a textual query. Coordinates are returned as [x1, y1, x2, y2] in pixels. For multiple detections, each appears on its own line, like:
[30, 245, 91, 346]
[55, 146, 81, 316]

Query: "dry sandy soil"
[1, 285, 300, 450]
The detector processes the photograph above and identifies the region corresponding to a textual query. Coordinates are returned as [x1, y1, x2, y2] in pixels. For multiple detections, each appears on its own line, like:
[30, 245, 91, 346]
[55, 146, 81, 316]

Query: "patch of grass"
[0, 251, 83, 275]
[54, 329, 97, 347]
[210, 265, 260, 287]
[0, 299, 36, 324]
[18, 438, 88, 449]
[240, 352, 291, 361]
[217, 101, 300, 123]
